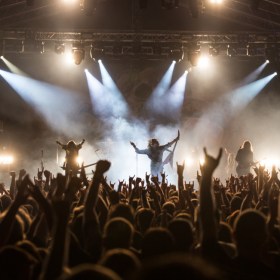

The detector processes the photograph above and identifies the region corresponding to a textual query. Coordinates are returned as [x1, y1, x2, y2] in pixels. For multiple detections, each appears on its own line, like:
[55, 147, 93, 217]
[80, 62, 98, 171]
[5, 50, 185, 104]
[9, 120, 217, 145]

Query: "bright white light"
[76, 156, 83, 165]
[199, 158, 205, 166]
[259, 157, 280, 169]
[65, 51, 75, 65]
[197, 55, 210, 68]
[61, 0, 78, 4]
[84, 68, 88, 73]
[185, 156, 193, 167]
[266, 60, 269, 64]
[210, 0, 223, 4]
[0, 56, 3, 59]
[274, 72, 278, 76]
[0, 155, 14, 165]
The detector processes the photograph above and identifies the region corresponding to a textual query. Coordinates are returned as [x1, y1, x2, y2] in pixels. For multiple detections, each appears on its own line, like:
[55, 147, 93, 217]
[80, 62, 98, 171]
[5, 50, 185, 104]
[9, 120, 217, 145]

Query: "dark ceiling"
[1, 0, 280, 32]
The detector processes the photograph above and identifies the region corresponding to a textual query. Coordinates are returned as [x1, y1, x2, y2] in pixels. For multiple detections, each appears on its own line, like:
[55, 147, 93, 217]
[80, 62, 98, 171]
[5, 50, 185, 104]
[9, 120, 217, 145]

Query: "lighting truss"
[1, 29, 280, 60]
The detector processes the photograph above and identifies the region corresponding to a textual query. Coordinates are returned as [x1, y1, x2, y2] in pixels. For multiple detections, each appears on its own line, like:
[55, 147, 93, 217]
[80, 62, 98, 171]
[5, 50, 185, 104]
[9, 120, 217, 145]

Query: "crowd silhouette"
[0, 136, 279, 280]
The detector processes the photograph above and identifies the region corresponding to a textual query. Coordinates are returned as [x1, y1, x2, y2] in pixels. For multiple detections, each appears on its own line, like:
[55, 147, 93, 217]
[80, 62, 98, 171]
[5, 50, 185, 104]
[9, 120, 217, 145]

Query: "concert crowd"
[0, 138, 279, 280]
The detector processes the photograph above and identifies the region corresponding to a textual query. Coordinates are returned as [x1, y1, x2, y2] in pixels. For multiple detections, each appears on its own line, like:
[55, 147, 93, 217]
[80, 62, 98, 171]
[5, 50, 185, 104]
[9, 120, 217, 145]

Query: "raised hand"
[95, 160, 111, 175]
[9, 171, 16, 178]
[176, 130, 180, 141]
[130, 142, 136, 149]
[201, 147, 223, 175]
[145, 172, 150, 183]
[176, 161, 185, 177]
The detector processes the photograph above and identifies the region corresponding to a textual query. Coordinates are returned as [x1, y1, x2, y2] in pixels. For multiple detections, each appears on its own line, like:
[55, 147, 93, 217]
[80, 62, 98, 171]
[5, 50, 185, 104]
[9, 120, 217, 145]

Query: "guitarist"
[56, 139, 85, 176]
[130, 130, 180, 177]
[235, 140, 255, 177]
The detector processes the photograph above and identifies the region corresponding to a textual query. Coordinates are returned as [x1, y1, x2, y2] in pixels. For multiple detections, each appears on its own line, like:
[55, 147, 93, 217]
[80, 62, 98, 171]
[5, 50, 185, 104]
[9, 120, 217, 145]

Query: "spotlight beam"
[0, 70, 84, 136]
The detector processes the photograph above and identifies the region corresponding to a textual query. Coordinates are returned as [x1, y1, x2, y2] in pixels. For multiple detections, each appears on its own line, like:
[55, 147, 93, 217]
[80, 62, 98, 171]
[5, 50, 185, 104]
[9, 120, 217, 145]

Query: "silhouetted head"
[242, 140, 252, 151]
[67, 140, 76, 148]
[134, 253, 223, 280]
[135, 208, 155, 234]
[168, 218, 194, 252]
[103, 217, 134, 250]
[60, 264, 121, 280]
[148, 139, 159, 148]
[234, 209, 268, 256]
[99, 248, 141, 279]
[141, 227, 175, 259]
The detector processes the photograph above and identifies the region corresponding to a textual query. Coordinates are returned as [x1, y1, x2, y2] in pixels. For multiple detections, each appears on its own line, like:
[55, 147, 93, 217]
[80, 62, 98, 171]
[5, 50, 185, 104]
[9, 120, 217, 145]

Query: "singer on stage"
[130, 131, 180, 177]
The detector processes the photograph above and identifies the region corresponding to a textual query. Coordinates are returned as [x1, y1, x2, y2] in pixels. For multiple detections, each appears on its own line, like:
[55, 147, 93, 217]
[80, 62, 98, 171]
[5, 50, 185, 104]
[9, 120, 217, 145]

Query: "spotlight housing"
[72, 47, 85, 65]
[188, 51, 200, 66]
[90, 46, 104, 61]
[169, 48, 184, 62]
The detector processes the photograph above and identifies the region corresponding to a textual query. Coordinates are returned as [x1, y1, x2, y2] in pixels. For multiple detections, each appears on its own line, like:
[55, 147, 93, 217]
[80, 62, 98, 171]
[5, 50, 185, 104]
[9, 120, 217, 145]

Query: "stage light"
[169, 48, 184, 62]
[209, 0, 223, 4]
[274, 72, 278, 76]
[35, 41, 45, 54]
[188, 51, 200, 67]
[199, 158, 205, 166]
[227, 45, 237, 57]
[185, 156, 194, 167]
[0, 155, 14, 165]
[54, 43, 65, 55]
[197, 55, 210, 68]
[247, 45, 257, 56]
[266, 60, 269, 63]
[72, 45, 85, 65]
[209, 45, 219, 57]
[90, 46, 104, 61]
[76, 156, 83, 165]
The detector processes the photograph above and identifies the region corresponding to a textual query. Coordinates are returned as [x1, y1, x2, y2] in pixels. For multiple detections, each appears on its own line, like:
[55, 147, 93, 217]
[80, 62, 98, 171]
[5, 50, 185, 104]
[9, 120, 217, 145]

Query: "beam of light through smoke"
[163, 71, 188, 121]
[0, 56, 28, 76]
[190, 72, 277, 150]
[239, 60, 269, 86]
[85, 68, 129, 118]
[145, 61, 176, 114]
[0, 69, 85, 136]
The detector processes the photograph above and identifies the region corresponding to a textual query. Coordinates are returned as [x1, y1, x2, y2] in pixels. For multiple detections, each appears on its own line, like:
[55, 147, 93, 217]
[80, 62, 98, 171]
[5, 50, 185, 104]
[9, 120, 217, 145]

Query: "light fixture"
[227, 45, 237, 57]
[246, 45, 258, 56]
[209, 45, 219, 56]
[188, 45, 201, 66]
[54, 43, 65, 55]
[188, 51, 200, 66]
[169, 48, 184, 62]
[72, 44, 85, 65]
[90, 46, 104, 61]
